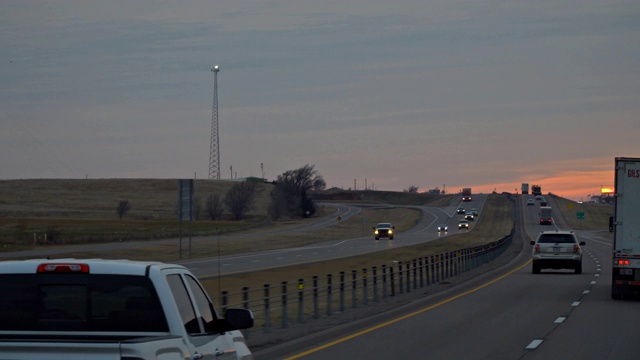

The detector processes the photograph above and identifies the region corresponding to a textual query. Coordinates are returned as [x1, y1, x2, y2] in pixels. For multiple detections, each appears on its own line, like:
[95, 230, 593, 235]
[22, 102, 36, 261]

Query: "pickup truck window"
[185, 274, 216, 324]
[0, 274, 168, 332]
[167, 274, 201, 334]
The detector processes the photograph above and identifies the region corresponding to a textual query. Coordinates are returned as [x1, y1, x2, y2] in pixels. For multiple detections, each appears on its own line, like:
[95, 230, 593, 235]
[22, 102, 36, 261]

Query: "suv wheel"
[575, 262, 582, 274]
[532, 263, 541, 274]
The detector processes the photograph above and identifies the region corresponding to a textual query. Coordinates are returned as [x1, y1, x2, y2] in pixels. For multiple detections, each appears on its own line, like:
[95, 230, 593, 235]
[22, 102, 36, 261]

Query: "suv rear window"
[0, 274, 168, 332]
[537, 234, 577, 244]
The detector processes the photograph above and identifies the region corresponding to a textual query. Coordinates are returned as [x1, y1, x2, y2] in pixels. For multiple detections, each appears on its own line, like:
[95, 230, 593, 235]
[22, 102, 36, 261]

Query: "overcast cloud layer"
[1, 1, 639, 200]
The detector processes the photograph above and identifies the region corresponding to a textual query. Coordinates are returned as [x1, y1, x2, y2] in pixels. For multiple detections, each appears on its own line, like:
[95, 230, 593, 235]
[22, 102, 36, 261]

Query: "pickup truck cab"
[0, 259, 254, 359]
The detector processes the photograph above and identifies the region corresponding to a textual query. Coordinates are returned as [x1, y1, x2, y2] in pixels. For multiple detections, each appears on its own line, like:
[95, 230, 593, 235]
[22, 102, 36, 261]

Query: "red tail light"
[573, 245, 580, 253]
[37, 263, 90, 273]
[616, 259, 630, 266]
[534, 244, 540, 253]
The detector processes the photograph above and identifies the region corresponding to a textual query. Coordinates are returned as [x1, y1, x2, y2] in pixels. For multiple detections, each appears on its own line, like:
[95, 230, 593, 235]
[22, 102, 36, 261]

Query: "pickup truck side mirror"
[206, 308, 254, 334]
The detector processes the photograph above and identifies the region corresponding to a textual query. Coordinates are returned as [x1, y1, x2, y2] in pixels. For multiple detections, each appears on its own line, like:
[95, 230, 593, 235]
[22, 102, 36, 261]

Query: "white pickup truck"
[0, 259, 254, 359]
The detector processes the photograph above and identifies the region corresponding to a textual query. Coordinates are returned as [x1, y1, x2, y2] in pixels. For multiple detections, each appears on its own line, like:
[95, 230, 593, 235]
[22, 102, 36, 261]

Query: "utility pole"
[208, 65, 221, 179]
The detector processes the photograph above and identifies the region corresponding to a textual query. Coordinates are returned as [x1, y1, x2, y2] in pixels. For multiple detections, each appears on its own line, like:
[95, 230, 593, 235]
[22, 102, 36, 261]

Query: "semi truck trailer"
[611, 157, 640, 299]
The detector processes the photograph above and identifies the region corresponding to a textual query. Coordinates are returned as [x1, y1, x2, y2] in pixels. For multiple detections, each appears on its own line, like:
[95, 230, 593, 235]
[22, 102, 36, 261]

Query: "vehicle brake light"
[534, 244, 540, 253]
[573, 244, 580, 253]
[616, 259, 631, 266]
[37, 263, 90, 273]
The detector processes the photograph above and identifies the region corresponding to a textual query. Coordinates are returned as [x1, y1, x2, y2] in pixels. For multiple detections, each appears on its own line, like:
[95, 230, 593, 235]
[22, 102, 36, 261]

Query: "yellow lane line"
[284, 258, 532, 360]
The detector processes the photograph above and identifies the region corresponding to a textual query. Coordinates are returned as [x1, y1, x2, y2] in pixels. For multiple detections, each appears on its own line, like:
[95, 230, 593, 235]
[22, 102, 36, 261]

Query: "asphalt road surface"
[255, 195, 636, 360]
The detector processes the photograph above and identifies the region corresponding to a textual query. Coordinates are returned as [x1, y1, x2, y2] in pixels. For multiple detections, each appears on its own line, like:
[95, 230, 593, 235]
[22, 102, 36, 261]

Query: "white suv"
[530, 230, 585, 274]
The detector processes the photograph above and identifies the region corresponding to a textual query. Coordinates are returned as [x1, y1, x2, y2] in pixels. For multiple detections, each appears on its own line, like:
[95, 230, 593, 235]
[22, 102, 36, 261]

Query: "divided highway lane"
[183, 195, 488, 277]
[260, 199, 627, 359]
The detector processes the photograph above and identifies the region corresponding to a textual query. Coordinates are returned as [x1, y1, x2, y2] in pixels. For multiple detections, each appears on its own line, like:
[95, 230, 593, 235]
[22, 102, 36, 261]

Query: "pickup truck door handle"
[192, 352, 204, 360]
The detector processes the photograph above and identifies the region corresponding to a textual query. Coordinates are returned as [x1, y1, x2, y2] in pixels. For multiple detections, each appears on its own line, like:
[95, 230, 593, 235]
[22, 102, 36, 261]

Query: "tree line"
[116, 164, 326, 222]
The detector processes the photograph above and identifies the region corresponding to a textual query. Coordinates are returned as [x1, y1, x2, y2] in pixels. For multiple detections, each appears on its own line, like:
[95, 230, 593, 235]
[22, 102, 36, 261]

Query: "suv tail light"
[534, 244, 540, 253]
[573, 244, 580, 253]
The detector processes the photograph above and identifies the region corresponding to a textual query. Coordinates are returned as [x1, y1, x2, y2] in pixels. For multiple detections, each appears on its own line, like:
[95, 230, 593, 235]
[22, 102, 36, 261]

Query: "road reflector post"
[297, 279, 304, 323]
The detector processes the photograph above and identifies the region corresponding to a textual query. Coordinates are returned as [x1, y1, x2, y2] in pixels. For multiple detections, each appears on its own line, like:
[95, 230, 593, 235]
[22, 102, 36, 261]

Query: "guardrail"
[219, 231, 513, 337]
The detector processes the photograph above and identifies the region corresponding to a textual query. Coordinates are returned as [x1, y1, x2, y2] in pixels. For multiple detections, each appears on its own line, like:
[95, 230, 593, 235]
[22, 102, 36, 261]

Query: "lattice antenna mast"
[208, 65, 221, 179]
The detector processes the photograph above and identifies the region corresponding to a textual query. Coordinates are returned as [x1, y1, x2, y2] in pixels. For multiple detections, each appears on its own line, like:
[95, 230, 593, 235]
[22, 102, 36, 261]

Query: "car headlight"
[388, 230, 393, 234]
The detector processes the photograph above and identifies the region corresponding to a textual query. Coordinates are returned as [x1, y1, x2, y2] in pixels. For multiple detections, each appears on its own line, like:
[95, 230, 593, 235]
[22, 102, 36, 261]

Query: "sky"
[1, 1, 639, 201]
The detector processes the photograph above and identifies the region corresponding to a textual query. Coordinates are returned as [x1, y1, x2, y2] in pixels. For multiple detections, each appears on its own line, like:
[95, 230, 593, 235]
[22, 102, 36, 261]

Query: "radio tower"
[208, 65, 220, 179]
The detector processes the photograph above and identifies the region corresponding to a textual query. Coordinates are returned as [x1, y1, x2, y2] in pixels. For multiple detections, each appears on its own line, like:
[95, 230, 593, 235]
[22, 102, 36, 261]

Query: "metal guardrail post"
[362, 268, 368, 306]
[313, 276, 319, 319]
[413, 259, 418, 290]
[430, 255, 435, 284]
[398, 262, 404, 294]
[351, 270, 357, 308]
[382, 265, 388, 299]
[221, 291, 228, 313]
[339, 272, 345, 312]
[297, 279, 304, 323]
[281, 281, 288, 328]
[445, 253, 449, 279]
[390, 265, 395, 297]
[327, 274, 333, 316]
[263, 284, 270, 333]
[372, 266, 379, 302]
[425, 256, 431, 286]
[419, 258, 424, 288]
[405, 261, 411, 293]
[242, 287, 249, 310]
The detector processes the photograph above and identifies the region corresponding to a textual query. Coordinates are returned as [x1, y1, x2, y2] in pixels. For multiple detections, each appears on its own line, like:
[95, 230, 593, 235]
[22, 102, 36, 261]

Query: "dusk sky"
[1, 1, 638, 201]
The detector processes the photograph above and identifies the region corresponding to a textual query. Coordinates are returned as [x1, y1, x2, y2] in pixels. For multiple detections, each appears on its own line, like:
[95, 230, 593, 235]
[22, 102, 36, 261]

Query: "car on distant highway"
[527, 199, 535, 206]
[373, 223, 395, 240]
[530, 230, 585, 274]
[469, 208, 478, 216]
[464, 213, 474, 221]
[437, 224, 448, 232]
[457, 208, 465, 214]
[458, 219, 469, 230]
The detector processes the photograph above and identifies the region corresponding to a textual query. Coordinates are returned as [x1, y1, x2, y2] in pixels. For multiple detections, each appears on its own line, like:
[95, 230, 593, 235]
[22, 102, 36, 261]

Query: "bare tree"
[404, 185, 419, 193]
[116, 200, 131, 219]
[192, 196, 202, 221]
[205, 194, 224, 220]
[224, 183, 257, 220]
[269, 164, 325, 220]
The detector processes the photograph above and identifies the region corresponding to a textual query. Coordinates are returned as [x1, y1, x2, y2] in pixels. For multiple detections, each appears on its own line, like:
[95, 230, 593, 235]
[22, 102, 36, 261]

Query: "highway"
[180, 195, 487, 277]
[254, 195, 636, 360]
